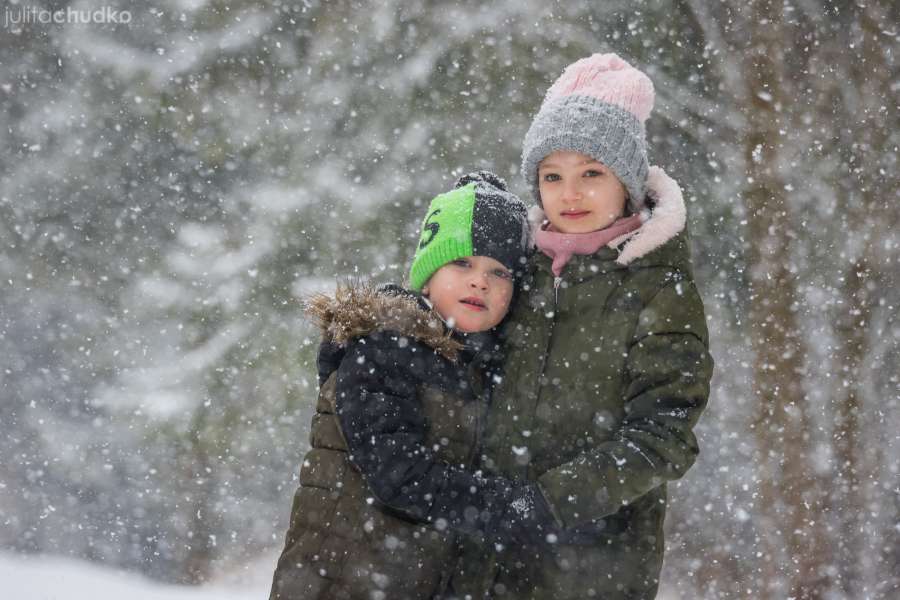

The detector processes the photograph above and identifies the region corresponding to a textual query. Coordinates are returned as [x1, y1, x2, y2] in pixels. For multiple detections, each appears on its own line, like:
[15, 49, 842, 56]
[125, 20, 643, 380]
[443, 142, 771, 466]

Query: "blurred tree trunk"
[829, 2, 898, 596]
[742, 1, 829, 597]
[181, 403, 217, 585]
[683, 0, 900, 595]
[830, 254, 870, 596]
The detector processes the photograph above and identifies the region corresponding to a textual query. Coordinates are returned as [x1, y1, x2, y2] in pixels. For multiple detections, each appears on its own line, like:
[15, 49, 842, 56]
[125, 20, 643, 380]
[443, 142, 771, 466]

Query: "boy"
[270, 171, 564, 600]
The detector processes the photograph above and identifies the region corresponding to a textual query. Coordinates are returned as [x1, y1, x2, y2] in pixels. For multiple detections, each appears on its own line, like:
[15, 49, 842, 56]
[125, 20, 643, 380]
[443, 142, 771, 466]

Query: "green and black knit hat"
[409, 171, 529, 292]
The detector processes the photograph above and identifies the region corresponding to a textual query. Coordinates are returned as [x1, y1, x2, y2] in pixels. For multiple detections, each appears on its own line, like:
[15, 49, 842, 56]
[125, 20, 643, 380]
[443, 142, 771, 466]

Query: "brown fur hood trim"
[304, 282, 463, 361]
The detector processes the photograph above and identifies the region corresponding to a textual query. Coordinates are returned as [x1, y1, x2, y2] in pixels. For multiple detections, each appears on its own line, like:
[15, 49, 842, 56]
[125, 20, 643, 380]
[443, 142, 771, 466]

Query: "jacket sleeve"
[334, 332, 554, 538]
[536, 276, 715, 527]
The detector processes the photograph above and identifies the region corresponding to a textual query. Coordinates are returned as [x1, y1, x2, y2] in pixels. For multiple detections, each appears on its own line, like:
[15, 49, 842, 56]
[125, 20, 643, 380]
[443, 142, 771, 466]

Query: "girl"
[269, 172, 563, 600]
[451, 54, 716, 599]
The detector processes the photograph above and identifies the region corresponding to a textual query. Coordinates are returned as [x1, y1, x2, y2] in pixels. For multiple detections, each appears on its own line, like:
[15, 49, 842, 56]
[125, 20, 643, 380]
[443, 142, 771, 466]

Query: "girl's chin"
[551, 222, 595, 234]
[550, 218, 610, 233]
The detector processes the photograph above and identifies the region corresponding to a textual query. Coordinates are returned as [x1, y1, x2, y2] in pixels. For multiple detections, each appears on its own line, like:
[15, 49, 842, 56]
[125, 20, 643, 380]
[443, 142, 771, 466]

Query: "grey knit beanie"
[521, 53, 655, 214]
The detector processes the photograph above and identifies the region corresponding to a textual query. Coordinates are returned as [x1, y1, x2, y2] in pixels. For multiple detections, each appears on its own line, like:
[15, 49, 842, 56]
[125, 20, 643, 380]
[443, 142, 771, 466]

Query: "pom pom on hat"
[455, 170, 509, 191]
[543, 53, 655, 124]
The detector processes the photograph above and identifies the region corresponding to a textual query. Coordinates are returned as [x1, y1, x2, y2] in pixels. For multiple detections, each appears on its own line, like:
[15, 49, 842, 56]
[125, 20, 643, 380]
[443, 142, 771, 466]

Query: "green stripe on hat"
[408, 183, 476, 291]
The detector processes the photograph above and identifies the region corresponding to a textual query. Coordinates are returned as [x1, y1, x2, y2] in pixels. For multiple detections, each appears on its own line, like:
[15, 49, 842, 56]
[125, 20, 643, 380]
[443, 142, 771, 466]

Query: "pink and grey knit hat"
[521, 53, 655, 213]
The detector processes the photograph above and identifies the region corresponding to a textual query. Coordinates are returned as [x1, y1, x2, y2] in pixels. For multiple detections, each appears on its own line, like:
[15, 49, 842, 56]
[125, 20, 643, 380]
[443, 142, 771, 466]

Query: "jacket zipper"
[538, 274, 561, 382]
[522, 272, 561, 480]
[468, 351, 489, 470]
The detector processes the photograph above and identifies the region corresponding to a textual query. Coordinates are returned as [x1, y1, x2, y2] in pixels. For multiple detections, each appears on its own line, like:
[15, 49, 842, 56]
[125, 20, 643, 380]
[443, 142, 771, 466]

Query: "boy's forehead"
[470, 255, 510, 270]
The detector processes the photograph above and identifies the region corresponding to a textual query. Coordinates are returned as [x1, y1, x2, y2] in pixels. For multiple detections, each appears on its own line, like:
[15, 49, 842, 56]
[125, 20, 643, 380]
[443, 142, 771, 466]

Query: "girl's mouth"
[460, 297, 487, 311]
[561, 210, 591, 219]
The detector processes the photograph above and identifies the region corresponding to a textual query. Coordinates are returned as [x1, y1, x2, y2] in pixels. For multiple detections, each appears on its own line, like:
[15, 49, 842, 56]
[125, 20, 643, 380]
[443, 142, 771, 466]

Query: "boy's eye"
[542, 173, 561, 182]
[493, 269, 513, 280]
[452, 258, 470, 267]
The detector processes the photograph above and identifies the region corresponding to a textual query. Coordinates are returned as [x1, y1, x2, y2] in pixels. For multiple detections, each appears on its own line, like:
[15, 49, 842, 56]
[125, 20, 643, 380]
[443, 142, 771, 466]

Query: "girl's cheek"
[545, 214, 567, 230]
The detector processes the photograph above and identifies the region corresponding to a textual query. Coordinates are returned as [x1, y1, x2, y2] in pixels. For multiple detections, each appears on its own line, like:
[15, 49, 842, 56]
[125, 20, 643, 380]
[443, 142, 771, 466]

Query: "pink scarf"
[535, 213, 643, 276]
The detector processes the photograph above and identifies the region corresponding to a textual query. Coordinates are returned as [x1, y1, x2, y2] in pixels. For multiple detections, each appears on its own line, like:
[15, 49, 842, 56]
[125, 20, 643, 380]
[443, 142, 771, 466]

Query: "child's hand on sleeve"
[487, 482, 564, 552]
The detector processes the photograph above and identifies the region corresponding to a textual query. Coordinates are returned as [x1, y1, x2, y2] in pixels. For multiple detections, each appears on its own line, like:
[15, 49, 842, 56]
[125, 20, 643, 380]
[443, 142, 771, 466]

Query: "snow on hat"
[521, 53, 655, 213]
[408, 171, 529, 292]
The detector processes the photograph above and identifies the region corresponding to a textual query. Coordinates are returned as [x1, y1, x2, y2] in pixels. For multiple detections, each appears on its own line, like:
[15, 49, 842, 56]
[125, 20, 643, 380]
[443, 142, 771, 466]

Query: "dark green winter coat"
[269, 284, 561, 600]
[450, 167, 715, 599]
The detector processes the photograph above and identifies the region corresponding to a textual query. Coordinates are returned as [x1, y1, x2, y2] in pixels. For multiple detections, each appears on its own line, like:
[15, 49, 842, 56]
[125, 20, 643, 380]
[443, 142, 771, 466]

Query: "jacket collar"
[305, 282, 462, 360]
[415, 288, 502, 368]
[305, 282, 499, 363]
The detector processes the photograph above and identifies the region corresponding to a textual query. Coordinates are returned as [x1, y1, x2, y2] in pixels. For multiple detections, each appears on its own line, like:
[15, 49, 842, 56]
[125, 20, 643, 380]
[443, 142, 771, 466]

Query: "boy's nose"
[469, 273, 488, 290]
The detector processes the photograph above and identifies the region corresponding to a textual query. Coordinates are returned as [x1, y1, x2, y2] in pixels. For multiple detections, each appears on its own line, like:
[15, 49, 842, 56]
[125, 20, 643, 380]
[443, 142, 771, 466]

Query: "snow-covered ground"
[0, 554, 677, 600]
[1, 551, 681, 599]
[0, 552, 273, 600]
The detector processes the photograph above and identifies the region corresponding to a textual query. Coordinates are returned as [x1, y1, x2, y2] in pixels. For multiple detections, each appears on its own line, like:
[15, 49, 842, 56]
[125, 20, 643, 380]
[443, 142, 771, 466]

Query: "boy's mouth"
[560, 209, 591, 219]
[459, 296, 487, 311]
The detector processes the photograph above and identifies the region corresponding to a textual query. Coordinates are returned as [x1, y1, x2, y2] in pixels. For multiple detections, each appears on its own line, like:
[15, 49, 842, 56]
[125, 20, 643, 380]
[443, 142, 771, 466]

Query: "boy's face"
[422, 256, 514, 333]
[537, 150, 627, 233]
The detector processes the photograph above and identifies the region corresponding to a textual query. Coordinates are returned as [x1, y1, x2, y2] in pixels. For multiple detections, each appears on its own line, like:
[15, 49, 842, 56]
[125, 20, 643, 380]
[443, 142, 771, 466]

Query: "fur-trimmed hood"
[528, 165, 689, 268]
[305, 283, 464, 360]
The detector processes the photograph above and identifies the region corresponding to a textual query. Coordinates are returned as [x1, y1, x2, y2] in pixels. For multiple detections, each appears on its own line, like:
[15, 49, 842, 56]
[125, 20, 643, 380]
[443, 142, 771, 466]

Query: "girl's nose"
[561, 178, 581, 202]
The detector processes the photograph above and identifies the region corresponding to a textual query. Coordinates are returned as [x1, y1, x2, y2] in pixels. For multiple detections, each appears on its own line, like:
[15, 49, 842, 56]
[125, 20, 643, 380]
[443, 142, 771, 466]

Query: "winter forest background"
[1, 0, 898, 598]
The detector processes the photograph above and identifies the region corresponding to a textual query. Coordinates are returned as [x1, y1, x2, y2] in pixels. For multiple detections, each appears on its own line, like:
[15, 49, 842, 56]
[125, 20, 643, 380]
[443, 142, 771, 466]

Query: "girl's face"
[537, 150, 627, 234]
[422, 256, 514, 333]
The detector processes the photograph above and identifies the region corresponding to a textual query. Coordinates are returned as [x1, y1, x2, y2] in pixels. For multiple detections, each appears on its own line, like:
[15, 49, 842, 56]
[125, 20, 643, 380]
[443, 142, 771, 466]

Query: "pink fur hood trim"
[527, 165, 687, 266]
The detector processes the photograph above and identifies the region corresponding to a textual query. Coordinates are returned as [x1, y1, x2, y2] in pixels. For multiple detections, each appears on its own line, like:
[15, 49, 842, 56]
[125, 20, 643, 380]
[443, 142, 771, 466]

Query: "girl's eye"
[584, 169, 603, 177]
[542, 173, 561, 182]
